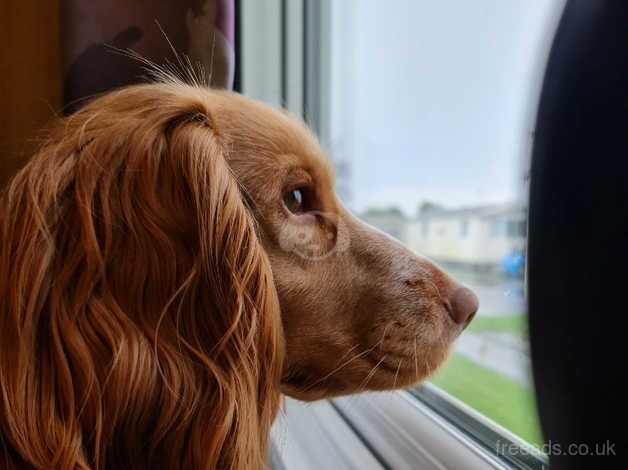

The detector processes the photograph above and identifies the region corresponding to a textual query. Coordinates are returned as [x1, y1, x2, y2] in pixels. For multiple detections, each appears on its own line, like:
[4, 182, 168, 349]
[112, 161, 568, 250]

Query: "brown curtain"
[62, 0, 235, 112]
[0, 0, 235, 187]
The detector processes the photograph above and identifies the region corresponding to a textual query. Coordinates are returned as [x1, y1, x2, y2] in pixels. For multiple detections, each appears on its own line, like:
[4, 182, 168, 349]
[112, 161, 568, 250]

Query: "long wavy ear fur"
[0, 83, 284, 469]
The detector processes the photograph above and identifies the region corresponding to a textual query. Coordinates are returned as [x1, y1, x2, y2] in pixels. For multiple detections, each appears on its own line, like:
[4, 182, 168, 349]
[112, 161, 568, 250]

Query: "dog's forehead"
[210, 90, 335, 185]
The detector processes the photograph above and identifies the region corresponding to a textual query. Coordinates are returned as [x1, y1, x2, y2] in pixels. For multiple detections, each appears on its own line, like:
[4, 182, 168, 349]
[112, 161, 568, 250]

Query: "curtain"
[62, 0, 235, 113]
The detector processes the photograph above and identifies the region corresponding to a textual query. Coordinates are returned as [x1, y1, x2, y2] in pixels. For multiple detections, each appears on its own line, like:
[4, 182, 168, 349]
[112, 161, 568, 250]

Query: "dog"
[0, 81, 478, 469]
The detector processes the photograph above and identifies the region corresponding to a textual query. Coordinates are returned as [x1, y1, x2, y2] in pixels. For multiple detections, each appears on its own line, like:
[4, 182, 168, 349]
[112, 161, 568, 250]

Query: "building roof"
[416, 202, 526, 220]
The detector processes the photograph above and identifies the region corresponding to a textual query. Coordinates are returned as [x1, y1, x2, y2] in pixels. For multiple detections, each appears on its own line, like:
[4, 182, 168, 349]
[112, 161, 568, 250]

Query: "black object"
[528, 1, 628, 468]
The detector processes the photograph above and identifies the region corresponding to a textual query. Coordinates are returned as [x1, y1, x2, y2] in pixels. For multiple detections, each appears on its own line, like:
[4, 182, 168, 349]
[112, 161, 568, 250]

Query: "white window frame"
[238, 2, 561, 468]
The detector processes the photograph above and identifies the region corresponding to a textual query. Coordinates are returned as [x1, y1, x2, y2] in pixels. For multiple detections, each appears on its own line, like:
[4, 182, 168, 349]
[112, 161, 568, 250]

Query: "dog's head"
[0, 83, 477, 468]
[210, 90, 479, 400]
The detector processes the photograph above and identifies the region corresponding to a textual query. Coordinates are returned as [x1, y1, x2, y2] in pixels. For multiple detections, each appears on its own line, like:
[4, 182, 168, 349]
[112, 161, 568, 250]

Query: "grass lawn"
[430, 353, 543, 445]
[466, 314, 528, 338]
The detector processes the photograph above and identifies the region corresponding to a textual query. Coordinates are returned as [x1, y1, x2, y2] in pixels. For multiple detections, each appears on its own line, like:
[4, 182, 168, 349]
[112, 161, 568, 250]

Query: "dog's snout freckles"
[403, 260, 479, 328]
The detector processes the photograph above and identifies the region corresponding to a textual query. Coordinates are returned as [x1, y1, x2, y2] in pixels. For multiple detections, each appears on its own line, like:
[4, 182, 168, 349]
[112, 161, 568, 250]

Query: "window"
[507, 219, 527, 238]
[490, 220, 507, 238]
[320, 0, 565, 456]
[460, 220, 469, 238]
[240, 0, 566, 467]
[421, 221, 429, 239]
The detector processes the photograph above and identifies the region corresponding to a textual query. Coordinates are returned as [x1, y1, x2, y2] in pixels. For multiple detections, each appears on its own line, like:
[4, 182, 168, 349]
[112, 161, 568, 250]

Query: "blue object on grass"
[501, 251, 525, 276]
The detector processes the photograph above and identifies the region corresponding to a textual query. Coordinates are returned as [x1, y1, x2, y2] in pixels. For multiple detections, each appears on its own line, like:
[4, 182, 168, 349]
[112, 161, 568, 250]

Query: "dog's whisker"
[299, 341, 382, 392]
[335, 343, 361, 365]
[155, 20, 186, 77]
[413, 337, 419, 378]
[393, 359, 403, 390]
[155, 19, 206, 87]
[357, 356, 386, 394]
[106, 44, 190, 87]
[300, 324, 395, 393]
[423, 352, 433, 379]
[377, 322, 394, 352]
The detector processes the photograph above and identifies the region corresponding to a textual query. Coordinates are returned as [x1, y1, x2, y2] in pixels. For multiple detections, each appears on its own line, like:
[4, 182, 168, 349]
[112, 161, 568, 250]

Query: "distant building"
[360, 209, 407, 242]
[361, 203, 527, 272]
[407, 204, 526, 271]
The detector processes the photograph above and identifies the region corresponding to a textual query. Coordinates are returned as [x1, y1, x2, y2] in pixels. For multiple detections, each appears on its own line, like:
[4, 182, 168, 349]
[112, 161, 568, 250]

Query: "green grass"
[466, 314, 528, 338]
[430, 353, 543, 445]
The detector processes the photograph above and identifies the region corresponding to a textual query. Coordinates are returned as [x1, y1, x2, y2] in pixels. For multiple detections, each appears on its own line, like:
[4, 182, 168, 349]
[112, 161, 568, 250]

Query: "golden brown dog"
[0, 82, 478, 469]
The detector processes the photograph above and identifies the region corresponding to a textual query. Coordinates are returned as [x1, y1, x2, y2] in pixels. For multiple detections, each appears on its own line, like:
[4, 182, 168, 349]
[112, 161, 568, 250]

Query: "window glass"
[490, 220, 506, 238]
[329, 0, 564, 445]
[460, 220, 469, 238]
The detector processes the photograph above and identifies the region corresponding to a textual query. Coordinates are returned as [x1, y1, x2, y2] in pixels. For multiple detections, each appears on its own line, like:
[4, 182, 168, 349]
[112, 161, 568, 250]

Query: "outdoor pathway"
[454, 331, 533, 387]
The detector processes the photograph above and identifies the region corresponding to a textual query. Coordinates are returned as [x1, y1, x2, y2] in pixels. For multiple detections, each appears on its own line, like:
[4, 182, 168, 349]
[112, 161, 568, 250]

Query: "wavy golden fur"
[0, 82, 478, 469]
[0, 84, 283, 469]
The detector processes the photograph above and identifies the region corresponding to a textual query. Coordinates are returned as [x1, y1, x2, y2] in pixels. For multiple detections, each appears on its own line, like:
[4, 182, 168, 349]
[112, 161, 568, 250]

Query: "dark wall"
[0, 0, 62, 188]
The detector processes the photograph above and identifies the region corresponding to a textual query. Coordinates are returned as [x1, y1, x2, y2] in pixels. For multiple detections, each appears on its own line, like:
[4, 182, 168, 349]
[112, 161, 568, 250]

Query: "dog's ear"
[0, 85, 284, 469]
[153, 106, 286, 467]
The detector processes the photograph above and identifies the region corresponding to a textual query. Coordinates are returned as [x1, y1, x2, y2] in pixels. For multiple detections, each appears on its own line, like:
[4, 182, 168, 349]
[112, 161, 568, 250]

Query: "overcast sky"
[331, 0, 565, 215]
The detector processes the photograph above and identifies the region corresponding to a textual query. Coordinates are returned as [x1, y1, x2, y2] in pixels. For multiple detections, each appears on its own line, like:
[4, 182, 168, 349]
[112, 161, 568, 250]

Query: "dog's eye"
[283, 188, 306, 214]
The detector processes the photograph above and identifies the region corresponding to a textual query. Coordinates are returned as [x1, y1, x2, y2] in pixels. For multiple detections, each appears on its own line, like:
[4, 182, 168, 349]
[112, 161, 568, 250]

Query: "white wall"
[405, 215, 525, 265]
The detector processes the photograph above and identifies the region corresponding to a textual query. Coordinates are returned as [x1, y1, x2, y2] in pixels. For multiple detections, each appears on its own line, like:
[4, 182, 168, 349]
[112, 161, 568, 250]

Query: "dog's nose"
[447, 287, 479, 326]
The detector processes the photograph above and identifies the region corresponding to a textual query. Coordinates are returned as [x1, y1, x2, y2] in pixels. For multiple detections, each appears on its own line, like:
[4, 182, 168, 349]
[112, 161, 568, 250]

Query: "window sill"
[271, 385, 548, 469]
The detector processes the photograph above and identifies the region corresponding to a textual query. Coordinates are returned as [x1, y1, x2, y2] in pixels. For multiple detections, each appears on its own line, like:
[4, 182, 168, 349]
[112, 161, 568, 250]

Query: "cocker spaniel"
[0, 82, 478, 469]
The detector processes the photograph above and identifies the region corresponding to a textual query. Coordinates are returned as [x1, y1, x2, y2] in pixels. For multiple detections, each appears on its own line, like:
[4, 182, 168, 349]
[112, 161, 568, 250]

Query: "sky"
[330, 0, 565, 215]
